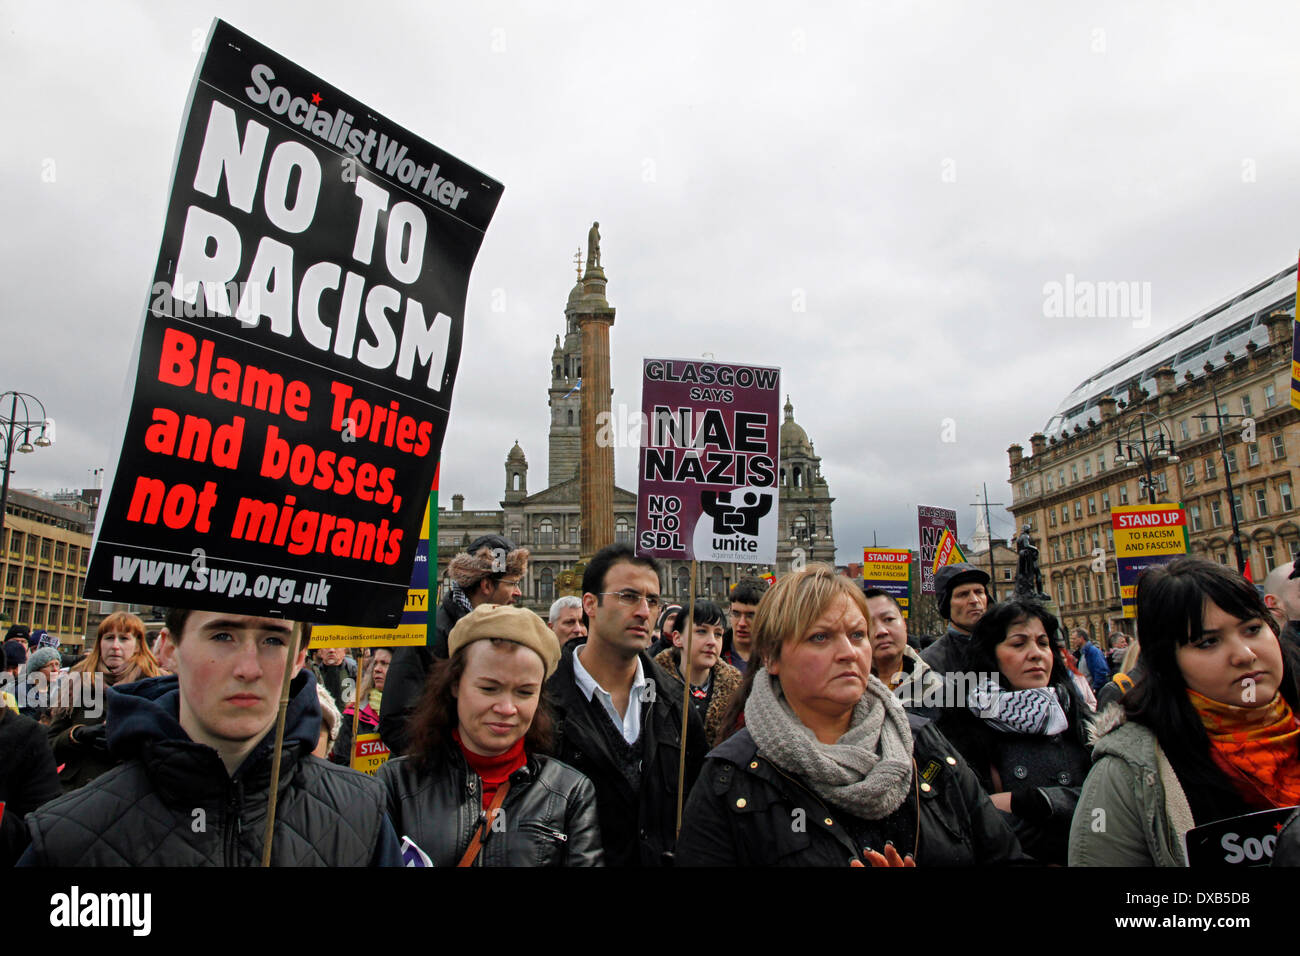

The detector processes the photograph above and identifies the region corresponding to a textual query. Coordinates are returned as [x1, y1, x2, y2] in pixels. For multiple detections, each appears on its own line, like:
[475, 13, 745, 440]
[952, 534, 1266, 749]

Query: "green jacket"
[1068, 713, 1193, 866]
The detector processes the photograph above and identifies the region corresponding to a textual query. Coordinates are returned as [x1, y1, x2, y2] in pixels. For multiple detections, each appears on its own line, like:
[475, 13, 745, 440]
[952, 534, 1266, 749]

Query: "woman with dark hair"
[48, 611, 162, 791]
[653, 600, 743, 747]
[1070, 556, 1300, 866]
[377, 604, 603, 866]
[936, 599, 1092, 864]
[675, 564, 1025, 866]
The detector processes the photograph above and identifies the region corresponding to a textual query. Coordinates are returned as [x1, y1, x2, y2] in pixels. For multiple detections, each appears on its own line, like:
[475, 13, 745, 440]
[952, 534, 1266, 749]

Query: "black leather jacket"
[377, 744, 604, 866]
[675, 718, 1027, 867]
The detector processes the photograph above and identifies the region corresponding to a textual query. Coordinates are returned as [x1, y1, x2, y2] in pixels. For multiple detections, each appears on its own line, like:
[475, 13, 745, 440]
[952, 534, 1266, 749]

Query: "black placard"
[84, 19, 502, 624]
[1183, 805, 1299, 867]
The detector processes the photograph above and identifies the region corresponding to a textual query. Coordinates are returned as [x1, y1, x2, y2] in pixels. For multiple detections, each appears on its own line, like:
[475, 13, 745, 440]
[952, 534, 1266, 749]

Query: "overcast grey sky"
[3, 1, 1299, 563]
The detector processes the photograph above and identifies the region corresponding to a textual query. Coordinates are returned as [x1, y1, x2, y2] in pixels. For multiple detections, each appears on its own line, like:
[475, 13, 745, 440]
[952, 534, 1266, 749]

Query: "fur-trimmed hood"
[653, 647, 743, 748]
[447, 546, 529, 589]
[1087, 699, 1127, 747]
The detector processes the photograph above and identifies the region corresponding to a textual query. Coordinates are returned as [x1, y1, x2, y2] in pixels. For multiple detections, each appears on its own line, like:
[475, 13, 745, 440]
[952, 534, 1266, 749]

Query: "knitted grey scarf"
[745, 668, 914, 820]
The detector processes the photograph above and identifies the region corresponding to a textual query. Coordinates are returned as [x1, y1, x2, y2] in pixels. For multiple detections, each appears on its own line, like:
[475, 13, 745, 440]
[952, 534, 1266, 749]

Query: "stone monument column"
[576, 222, 616, 557]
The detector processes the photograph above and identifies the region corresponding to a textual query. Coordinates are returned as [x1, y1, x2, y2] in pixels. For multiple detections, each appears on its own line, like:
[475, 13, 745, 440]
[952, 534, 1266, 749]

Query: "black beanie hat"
[3, 639, 27, 669]
[935, 563, 990, 620]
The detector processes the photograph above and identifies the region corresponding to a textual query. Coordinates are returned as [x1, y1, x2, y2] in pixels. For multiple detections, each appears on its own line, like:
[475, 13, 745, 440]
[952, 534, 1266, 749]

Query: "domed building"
[435, 235, 837, 609]
[777, 396, 837, 570]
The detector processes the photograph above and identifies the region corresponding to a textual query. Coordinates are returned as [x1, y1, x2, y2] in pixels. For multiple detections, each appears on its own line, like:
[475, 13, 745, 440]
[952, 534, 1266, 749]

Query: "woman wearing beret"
[377, 604, 604, 866]
[936, 599, 1093, 865]
[1072, 557, 1300, 866]
[675, 564, 1025, 866]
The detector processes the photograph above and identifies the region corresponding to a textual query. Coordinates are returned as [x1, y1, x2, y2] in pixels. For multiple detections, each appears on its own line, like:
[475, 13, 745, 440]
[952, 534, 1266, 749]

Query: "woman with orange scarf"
[1070, 557, 1300, 865]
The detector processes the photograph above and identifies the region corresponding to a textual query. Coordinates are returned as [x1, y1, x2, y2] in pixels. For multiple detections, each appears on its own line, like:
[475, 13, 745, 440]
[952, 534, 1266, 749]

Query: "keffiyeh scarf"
[968, 677, 1068, 735]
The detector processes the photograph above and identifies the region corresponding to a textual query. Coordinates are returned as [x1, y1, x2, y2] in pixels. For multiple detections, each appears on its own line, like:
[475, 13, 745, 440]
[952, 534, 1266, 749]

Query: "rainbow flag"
[1291, 250, 1300, 412]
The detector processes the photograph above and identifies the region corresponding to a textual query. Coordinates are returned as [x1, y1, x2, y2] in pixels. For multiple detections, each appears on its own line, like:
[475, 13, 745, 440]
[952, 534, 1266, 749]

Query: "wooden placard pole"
[347, 660, 363, 770]
[675, 560, 697, 836]
[261, 621, 302, 867]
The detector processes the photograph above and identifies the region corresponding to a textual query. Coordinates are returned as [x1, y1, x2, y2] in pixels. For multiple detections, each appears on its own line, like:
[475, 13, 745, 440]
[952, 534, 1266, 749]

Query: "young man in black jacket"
[20, 609, 401, 866]
[546, 543, 706, 866]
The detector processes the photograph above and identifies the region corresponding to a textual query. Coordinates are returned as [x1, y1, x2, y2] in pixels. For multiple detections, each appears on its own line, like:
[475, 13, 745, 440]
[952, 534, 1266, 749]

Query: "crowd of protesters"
[3, 538, 1300, 867]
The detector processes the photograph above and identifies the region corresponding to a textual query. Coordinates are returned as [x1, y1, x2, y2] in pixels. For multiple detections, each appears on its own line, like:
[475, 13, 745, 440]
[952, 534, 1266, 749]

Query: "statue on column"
[586, 221, 601, 271]
[1015, 524, 1044, 599]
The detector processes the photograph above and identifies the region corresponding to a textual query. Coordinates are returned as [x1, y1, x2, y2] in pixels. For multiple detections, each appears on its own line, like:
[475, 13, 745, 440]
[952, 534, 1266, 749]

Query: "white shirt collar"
[572, 644, 646, 745]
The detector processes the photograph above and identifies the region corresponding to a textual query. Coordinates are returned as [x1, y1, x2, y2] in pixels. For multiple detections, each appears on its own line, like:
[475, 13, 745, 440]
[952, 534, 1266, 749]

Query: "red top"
[454, 731, 527, 811]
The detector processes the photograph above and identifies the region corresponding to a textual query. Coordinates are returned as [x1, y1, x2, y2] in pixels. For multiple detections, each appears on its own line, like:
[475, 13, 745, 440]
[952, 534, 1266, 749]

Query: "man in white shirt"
[545, 544, 706, 866]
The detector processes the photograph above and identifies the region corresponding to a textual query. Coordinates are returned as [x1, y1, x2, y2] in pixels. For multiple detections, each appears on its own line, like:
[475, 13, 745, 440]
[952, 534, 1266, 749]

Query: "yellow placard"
[351, 733, 391, 775]
[1112, 503, 1189, 618]
[862, 548, 911, 619]
[312, 500, 434, 648]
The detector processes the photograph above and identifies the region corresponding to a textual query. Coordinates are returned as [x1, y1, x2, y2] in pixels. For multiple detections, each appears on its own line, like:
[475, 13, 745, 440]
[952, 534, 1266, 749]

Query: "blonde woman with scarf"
[675, 564, 1025, 866]
[1071, 557, 1300, 866]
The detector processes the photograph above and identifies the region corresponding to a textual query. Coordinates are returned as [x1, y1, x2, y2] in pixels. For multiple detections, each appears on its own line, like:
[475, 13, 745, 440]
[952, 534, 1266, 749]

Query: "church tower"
[504, 441, 527, 504]
[547, 256, 586, 486]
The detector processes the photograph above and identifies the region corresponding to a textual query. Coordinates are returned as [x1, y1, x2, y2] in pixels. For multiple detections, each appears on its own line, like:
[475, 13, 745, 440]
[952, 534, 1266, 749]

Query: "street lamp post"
[1112, 413, 1179, 506]
[0, 392, 55, 545]
[0, 392, 54, 627]
[1192, 379, 1248, 575]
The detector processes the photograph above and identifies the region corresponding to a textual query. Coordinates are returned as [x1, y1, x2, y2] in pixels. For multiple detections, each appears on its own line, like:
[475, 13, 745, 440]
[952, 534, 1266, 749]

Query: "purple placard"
[636, 358, 780, 563]
[917, 505, 958, 595]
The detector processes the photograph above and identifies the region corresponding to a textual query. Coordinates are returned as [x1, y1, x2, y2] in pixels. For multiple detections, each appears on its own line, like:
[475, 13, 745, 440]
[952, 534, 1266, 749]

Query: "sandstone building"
[1007, 262, 1299, 638]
